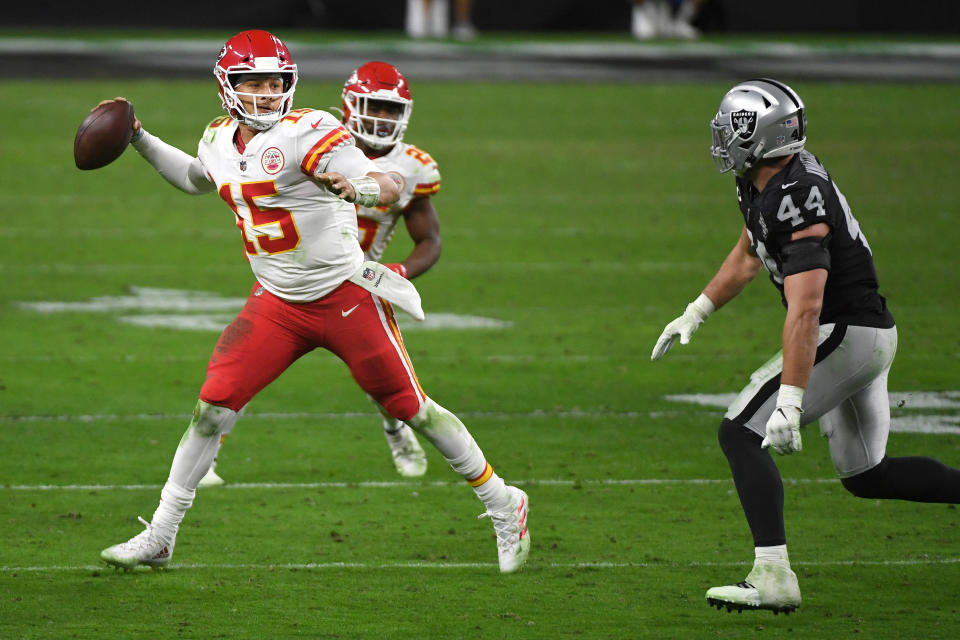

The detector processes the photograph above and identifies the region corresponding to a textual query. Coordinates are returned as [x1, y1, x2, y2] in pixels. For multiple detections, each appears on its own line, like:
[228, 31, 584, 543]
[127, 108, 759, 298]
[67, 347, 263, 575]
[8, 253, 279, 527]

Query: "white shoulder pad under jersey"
[196, 109, 374, 302]
[358, 141, 442, 261]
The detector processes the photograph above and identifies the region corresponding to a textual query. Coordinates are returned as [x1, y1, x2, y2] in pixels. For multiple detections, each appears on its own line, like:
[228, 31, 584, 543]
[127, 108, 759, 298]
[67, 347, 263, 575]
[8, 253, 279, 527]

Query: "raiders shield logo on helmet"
[731, 110, 757, 140]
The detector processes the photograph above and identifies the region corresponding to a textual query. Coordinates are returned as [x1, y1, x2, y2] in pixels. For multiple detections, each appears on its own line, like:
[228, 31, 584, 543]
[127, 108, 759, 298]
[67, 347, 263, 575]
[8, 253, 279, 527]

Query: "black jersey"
[735, 151, 894, 328]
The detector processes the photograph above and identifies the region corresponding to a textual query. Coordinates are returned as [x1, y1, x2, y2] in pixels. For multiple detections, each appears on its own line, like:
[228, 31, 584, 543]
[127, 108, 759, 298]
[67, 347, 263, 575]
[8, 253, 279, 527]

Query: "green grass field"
[2, 71, 959, 639]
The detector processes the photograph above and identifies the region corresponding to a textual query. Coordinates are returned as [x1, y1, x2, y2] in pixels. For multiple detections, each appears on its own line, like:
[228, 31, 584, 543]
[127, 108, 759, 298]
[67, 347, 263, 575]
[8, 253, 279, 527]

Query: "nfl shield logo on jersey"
[731, 110, 757, 140]
[362, 267, 376, 281]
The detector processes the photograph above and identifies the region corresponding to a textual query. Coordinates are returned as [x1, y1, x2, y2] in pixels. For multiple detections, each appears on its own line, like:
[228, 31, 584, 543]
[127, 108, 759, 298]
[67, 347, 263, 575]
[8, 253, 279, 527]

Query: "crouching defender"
[96, 30, 529, 573]
[652, 78, 960, 613]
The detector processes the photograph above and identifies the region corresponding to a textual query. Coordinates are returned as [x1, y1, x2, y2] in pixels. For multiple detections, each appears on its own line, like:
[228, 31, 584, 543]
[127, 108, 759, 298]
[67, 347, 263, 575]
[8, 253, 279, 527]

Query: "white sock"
[755, 544, 790, 565]
[407, 398, 510, 510]
[150, 482, 194, 541]
[469, 462, 509, 512]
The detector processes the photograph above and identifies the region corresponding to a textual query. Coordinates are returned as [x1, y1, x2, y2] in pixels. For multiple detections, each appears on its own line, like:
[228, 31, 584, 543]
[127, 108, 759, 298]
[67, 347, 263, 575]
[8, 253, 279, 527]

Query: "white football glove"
[650, 294, 715, 360]
[761, 385, 805, 455]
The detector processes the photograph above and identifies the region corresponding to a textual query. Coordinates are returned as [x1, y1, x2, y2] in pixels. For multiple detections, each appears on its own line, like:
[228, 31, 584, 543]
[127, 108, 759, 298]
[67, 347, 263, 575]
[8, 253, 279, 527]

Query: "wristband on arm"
[776, 384, 805, 410]
[347, 175, 380, 207]
[687, 293, 716, 322]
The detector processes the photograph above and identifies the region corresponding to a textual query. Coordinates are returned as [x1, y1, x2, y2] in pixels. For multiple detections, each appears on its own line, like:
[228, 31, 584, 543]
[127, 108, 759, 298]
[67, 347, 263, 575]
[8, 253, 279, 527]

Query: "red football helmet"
[214, 30, 298, 131]
[342, 61, 413, 150]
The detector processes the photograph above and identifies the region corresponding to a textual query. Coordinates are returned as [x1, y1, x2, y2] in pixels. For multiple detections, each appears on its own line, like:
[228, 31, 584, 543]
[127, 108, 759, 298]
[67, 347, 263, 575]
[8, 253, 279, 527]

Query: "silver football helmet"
[710, 78, 806, 175]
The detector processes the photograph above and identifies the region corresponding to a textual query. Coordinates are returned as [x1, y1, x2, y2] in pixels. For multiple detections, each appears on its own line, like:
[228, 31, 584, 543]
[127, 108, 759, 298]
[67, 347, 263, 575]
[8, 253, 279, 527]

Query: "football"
[73, 100, 136, 170]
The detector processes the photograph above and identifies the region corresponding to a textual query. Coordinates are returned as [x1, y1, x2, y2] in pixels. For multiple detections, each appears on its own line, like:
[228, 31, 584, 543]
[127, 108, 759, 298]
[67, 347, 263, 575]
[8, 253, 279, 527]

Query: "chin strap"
[740, 140, 766, 173]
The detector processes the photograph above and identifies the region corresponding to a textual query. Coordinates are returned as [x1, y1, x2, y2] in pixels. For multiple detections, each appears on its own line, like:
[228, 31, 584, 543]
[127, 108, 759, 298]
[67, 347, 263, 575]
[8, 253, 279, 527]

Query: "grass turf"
[1, 76, 959, 639]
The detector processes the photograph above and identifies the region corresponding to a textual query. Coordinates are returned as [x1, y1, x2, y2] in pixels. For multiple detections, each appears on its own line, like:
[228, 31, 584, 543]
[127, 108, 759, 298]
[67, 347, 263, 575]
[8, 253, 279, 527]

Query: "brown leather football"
[74, 100, 135, 170]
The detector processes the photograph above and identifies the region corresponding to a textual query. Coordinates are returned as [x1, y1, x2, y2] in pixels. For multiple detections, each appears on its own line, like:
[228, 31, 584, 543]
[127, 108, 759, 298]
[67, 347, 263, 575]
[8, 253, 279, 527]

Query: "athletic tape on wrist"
[777, 384, 805, 410]
[347, 176, 380, 207]
[687, 293, 716, 321]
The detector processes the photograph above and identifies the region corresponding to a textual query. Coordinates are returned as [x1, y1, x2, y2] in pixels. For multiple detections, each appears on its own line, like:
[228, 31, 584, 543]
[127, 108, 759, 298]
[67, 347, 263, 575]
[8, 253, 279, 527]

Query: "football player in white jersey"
[200, 60, 441, 486]
[97, 30, 529, 574]
[343, 61, 444, 476]
[652, 78, 960, 613]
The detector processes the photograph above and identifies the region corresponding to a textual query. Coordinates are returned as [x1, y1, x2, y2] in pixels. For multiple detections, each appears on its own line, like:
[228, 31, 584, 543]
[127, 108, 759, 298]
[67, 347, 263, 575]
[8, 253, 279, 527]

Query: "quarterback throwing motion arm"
[98, 97, 399, 208]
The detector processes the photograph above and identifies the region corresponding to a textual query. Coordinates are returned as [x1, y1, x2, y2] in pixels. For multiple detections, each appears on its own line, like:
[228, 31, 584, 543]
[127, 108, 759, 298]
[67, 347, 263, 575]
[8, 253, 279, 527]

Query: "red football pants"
[199, 281, 426, 420]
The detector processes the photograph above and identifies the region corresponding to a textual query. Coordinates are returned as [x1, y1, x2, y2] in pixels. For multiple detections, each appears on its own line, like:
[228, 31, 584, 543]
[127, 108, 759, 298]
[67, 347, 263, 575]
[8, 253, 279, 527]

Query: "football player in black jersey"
[651, 78, 960, 614]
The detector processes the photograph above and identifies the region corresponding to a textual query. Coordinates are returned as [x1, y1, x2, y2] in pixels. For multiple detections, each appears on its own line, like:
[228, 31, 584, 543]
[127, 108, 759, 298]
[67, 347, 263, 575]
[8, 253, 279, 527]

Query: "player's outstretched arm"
[651, 293, 716, 360]
[316, 171, 400, 207]
[97, 97, 213, 195]
[651, 227, 761, 361]
[703, 226, 763, 308]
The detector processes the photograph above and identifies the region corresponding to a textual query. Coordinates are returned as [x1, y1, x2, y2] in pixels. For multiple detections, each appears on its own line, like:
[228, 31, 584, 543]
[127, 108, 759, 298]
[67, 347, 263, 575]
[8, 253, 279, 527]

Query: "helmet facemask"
[214, 31, 298, 132]
[710, 116, 766, 176]
[344, 92, 411, 150]
[217, 69, 297, 131]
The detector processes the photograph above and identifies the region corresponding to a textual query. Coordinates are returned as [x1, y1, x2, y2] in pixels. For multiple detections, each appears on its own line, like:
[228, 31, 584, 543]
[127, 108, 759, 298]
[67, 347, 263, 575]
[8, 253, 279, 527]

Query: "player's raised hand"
[315, 172, 356, 201]
[650, 294, 715, 360]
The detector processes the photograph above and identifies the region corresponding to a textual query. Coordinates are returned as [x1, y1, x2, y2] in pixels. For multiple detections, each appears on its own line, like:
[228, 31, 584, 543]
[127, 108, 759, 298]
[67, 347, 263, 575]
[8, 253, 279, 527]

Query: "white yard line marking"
[0, 409, 705, 424]
[2, 478, 839, 491]
[3, 404, 955, 434]
[16, 287, 514, 332]
[3, 557, 958, 574]
[667, 391, 960, 410]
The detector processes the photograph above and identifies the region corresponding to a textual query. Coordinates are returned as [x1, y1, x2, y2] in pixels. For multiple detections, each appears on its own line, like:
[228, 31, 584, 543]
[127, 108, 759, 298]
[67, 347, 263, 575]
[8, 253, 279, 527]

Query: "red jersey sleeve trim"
[300, 127, 353, 176]
[413, 181, 441, 196]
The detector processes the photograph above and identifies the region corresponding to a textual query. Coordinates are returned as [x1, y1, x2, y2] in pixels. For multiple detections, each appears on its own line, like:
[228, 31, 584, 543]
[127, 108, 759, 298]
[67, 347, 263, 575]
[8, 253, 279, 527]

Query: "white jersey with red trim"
[357, 142, 441, 261]
[196, 108, 376, 302]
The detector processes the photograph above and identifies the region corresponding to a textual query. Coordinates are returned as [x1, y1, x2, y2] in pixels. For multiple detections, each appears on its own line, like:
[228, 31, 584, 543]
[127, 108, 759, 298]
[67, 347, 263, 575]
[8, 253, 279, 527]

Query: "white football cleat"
[479, 486, 530, 573]
[706, 560, 801, 614]
[100, 516, 175, 570]
[197, 462, 225, 488]
[384, 425, 428, 477]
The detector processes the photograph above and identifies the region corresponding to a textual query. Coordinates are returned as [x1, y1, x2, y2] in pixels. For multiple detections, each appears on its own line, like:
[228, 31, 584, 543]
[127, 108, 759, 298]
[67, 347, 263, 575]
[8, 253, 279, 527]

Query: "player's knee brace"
[190, 400, 239, 438]
[841, 457, 890, 499]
